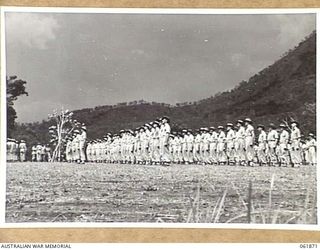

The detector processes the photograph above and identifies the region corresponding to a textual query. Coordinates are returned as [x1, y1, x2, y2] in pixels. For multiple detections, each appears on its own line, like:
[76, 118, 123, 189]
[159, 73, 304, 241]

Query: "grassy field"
[6, 162, 317, 224]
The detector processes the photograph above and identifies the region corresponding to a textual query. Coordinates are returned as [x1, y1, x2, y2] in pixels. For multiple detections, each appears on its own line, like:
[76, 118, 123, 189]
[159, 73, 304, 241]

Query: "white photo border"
[0, 6, 319, 231]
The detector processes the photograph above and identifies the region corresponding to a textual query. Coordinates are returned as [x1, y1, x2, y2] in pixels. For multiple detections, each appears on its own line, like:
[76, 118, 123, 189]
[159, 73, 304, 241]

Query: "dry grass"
[186, 171, 317, 224]
[6, 162, 317, 224]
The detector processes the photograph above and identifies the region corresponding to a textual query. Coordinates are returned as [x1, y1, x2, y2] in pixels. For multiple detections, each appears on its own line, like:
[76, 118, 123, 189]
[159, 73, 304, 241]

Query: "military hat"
[279, 123, 286, 128]
[237, 119, 244, 125]
[218, 126, 224, 129]
[269, 123, 276, 129]
[81, 125, 87, 131]
[227, 123, 233, 127]
[203, 127, 209, 131]
[182, 129, 187, 132]
[161, 116, 170, 122]
[291, 121, 299, 126]
[20, 139, 25, 143]
[244, 118, 252, 123]
[73, 129, 80, 134]
[309, 133, 315, 138]
[188, 129, 193, 132]
[209, 126, 215, 130]
[257, 124, 265, 129]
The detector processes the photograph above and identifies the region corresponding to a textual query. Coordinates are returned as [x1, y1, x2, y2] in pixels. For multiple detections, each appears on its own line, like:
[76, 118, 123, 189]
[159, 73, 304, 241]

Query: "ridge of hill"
[71, 31, 316, 139]
[13, 31, 316, 144]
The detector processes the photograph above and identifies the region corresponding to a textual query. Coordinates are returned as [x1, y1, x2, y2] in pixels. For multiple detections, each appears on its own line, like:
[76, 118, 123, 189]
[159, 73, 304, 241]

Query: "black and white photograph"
[3, 8, 317, 225]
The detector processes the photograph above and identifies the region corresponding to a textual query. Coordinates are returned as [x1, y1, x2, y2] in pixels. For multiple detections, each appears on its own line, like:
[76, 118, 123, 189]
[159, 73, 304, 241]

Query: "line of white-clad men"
[68, 117, 316, 167]
[6, 138, 27, 162]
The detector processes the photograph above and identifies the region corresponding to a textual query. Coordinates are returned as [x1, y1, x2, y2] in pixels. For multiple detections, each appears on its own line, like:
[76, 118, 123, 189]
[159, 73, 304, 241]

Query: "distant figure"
[18, 140, 27, 162]
[290, 121, 302, 167]
[31, 145, 37, 162]
[41, 145, 46, 162]
[257, 124, 267, 165]
[7, 138, 13, 161]
[305, 133, 316, 166]
[244, 118, 255, 166]
[36, 143, 42, 162]
[13, 140, 19, 162]
[45, 144, 51, 162]
[267, 123, 278, 166]
[79, 124, 87, 164]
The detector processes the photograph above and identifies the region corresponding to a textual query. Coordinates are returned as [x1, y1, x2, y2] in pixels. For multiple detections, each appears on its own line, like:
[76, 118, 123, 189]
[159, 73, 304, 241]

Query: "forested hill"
[14, 31, 316, 143]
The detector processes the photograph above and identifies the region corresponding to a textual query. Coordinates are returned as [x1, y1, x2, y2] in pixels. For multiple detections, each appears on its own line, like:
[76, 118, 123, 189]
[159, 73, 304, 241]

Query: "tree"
[48, 108, 77, 162]
[7, 76, 28, 137]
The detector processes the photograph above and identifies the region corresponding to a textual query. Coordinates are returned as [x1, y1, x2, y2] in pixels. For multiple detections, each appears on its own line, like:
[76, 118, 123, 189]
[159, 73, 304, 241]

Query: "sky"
[5, 12, 316, 123]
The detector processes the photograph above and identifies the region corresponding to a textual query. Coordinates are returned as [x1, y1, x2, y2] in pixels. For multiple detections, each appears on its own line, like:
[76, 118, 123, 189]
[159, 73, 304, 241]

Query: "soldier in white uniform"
[186, 129, 195, 164]
[217, 126, 226, 164]
[305, 133, 316, 166]
[181, 129, 188, 163]
[79, 125, 87, 163]
[244, 118, 255, 166]
[31, 144, 37, 162]
[290, 121, 302, 167]
[235, 120, 246, 165]
[257, 124, 267, 165]
[193, 130, 201, 164]
[159, 117, 171, 165]
[36, 143, 43, 162]
[278, 123, 290, 167]
[208, 127, 218, 164]
[226, 123, 235, 165]
[7, 138, 14, 161]
[267, 123, 279, 166]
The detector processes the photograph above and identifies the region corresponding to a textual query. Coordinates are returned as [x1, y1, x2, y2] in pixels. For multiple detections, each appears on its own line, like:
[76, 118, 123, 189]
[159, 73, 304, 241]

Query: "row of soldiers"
[6, 138, 27, 162]
[6, 139, 52, 162]
[31, 144, 51, 162]
[65, 124, 87, 164]
[77, 117, 316, 167]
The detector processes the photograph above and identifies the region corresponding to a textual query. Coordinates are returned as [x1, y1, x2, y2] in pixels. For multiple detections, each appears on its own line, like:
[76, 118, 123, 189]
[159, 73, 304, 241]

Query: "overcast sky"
[5, 12, 315, 123]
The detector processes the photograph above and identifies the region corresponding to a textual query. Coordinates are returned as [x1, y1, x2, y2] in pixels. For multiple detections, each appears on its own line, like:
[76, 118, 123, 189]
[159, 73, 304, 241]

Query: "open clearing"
[6, 162, 317, 224]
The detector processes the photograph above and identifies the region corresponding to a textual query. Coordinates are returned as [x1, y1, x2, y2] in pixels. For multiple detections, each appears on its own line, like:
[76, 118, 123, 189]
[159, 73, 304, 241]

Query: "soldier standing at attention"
[159, 116, 171, 165]
[193, 130, 202, 164]
[36, 143, 42, 162]
[208, 127, 217, 165]
[202, 128, 211, 165]
[290, 121, 302, 167]
[257, 125, 267, 166]
[7, 139, 13, 161]
[186, 129, 195, 164]
[31, 144, 37, 162]
[278, 123, 290, 167]
[181, 129, 188, 164]
[226, 123, 235, 165]
[267, 123, 279, 166]
[305, 133, 316, 166]
[79, 124, 87, 164]
[235, 120, 246, 166]
[18, 140, 27, 162]
[244, 118, 255, 166]
[217, 126, 226, 164]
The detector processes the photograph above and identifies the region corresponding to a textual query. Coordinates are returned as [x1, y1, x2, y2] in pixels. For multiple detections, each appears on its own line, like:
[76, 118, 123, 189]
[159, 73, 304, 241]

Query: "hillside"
[13, 31, 316, 143]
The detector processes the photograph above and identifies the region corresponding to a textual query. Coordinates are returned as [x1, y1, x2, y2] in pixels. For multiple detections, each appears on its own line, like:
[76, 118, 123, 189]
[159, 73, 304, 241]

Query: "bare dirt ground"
[6, 162, 317, 224]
